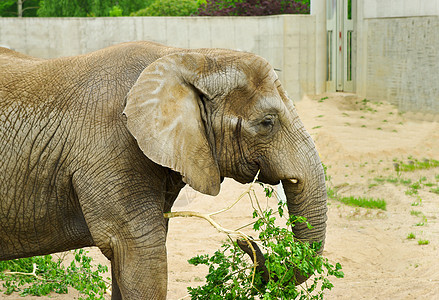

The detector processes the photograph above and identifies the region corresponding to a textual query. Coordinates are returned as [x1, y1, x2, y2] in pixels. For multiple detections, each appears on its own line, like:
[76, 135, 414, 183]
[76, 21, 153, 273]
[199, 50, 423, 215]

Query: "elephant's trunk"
[281, 152, 327, 285]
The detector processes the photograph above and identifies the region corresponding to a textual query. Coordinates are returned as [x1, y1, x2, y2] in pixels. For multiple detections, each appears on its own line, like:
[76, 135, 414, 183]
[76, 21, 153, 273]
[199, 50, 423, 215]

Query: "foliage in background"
[37, 0, 152, 17]
[187, 184, 343, 299]
[131, 0, 200, 17]
[196, 0, 310, 16]
[0, 249, 109, 299]
[0, 0, 39, 17]
[1, 0, 309, 17]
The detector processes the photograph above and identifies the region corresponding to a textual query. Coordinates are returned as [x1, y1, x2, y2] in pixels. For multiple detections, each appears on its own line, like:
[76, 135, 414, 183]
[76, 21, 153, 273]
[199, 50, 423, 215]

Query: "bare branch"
[4, 263, 39, 278]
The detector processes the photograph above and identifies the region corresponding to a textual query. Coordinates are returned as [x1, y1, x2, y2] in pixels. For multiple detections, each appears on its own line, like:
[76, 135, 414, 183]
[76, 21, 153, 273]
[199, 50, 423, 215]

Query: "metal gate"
[326, 0, 354, 92]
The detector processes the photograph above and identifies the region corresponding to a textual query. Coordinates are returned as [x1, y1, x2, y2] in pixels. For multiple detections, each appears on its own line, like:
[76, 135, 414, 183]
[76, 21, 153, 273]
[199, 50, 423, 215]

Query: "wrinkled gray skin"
[0, 41, 327, 299]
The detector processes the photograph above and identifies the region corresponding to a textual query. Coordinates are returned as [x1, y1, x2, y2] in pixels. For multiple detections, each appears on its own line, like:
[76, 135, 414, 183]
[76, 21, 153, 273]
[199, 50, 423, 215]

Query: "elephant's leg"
[74, 182, 169, 298]
[110, 238, 168, 299]
[111, 267, 122, 300]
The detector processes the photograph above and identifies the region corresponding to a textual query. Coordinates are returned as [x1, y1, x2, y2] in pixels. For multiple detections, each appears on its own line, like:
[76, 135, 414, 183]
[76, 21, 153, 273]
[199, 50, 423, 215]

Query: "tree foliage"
[0, 0, 39, 17]
[131, 0, 200, 17]
[36, 0, 151, 17]
[196, 0, 310, 16]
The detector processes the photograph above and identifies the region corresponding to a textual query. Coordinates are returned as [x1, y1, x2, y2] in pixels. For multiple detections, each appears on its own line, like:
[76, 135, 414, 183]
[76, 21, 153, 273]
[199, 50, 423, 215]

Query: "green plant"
[318, 96, 328, 103]
[397, 159, 439, 172]
[411, 197, 422, 207]
[196, 0, 310, 16]
[335, 196, 386, 210]
[410, 210, 422, 217]
[0, 249, 109, 299]
[109, 5, 123, 16]
[132, 0, 200, 16]
[187, 183, 343, 299]
[418, 239, 429, 245]
[407, 232, 416, 239]
[312, 125, 322, 129]
[415, 215, 427, 226]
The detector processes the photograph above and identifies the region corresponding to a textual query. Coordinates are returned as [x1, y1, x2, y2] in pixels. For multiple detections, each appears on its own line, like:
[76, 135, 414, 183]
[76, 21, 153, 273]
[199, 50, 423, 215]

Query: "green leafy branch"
[0, 249, 110, 299]
[165, 171, 343, 299]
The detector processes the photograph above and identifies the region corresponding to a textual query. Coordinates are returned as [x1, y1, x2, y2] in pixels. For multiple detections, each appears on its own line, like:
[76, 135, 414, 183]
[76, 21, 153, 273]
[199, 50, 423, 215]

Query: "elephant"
[0, 41, 327, 299]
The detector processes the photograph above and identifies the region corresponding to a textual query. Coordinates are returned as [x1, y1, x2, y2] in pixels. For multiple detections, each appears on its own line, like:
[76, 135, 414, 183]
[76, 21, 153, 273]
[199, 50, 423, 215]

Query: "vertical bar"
[347, 30, 352, 81]
[347, 0, 352, 20]
[327, 30, 333, 81]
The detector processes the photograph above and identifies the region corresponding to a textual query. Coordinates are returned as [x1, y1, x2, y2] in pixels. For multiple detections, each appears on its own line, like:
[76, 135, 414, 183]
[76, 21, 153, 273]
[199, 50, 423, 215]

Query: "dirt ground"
[2, 93, 439, 299]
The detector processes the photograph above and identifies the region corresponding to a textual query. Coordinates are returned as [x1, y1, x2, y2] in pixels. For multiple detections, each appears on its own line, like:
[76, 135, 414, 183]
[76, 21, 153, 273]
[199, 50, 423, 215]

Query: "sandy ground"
[2, 93, 439, 299]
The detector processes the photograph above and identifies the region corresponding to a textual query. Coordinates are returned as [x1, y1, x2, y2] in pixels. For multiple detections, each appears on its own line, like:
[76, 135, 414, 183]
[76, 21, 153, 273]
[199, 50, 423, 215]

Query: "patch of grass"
[430, 187, 439, 194]
[400, 178, 412, 185]
[386, 177, 399, 184]
[418, 239, 429, 245]
[405, 189, 419, 196]
[317, 115, 324, 118]
[377, 127, 382, 130]
[336, 196, 387, 210]
[410, 210, 422, 217]
[398, 159, 439, 172]
[318, 96, 328, 103]
[409, 181, 422, 190]
[415, 215, 427, 226]
[312, 125, 322, 129]
[373, 177, 386, 183]
[411, 197, 422, 207]
[407, 232, 416, 239]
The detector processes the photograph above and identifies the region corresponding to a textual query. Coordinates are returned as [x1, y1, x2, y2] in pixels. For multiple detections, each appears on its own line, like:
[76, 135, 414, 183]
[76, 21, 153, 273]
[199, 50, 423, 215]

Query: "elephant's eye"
[260, 115, 275, 128]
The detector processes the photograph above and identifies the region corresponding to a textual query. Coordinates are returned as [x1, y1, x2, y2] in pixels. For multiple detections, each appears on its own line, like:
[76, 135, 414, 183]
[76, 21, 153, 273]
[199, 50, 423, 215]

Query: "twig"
[164, 171, 264, 290]
[210, 170, 260, 216]
[4, 263, 39, 278]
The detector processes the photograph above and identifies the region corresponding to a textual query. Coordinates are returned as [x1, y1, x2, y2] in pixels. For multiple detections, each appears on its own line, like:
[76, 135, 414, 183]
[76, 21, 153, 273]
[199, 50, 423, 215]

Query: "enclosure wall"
[356, 0, 439, 112]
[0, 15, 320, 103]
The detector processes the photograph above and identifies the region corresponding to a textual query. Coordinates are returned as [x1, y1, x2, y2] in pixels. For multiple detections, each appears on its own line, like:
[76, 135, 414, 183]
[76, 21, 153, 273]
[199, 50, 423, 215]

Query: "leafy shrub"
[187, 185, 343, 299]
[131, 0, 200, 16]
[0, 249, 109, 299]
[109, 5, 123, 16]
[196, 0, 310, 16]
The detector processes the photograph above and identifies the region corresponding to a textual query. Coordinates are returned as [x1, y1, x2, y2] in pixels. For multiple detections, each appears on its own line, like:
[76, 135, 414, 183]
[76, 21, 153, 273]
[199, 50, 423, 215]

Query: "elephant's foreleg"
[111, 267, 123, 300]
[111, 241, 168, 299]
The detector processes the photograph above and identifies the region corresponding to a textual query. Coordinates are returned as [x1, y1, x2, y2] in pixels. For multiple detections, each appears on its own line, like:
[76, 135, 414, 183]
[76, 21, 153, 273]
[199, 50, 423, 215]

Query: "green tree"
[131, 0, 199, 16]
[37, 0, 151, 17]
[0, 0, 39, 17]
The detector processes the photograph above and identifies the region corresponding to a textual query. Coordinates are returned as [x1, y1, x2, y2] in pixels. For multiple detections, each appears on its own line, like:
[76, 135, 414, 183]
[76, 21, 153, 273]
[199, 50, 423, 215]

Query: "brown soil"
[2, 93, 439, 299]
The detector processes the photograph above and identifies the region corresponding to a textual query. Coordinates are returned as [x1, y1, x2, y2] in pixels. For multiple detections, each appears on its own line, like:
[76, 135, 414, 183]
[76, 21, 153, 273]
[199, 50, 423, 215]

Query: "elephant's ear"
[123, 53, 221, 196]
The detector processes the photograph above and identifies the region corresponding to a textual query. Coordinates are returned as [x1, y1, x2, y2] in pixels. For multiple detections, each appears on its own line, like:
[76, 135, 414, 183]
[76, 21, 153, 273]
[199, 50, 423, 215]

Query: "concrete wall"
[356, 0, 439, 112]
[363, 0, 439, 18]
[0, 15, 320, 102]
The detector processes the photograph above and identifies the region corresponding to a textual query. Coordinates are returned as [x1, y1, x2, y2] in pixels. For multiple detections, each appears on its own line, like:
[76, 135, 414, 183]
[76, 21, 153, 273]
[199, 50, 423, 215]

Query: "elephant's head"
[123, 51, 327, 284]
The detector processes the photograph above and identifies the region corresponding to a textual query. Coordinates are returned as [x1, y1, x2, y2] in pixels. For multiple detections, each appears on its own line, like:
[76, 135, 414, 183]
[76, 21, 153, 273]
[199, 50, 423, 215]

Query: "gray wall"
[0, 15, 321, 102]
[356, 0, 439, 112]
